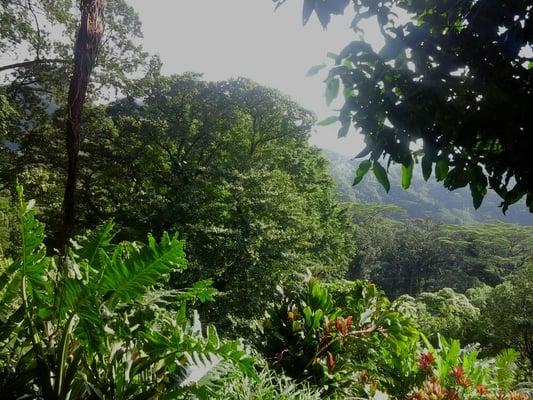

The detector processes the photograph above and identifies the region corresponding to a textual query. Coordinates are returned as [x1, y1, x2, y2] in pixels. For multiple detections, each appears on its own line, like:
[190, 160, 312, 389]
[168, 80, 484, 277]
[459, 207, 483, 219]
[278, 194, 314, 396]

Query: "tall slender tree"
[59, 0, 106, 248]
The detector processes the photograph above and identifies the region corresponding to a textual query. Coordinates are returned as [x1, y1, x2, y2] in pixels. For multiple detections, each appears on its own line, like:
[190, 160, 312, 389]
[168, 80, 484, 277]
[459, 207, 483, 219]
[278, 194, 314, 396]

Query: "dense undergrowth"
[0, 189, 530, 399]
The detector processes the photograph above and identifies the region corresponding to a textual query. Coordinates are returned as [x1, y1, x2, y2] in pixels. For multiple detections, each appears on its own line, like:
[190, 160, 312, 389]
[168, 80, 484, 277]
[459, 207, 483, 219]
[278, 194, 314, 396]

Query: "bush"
[256, 273, 420, 398]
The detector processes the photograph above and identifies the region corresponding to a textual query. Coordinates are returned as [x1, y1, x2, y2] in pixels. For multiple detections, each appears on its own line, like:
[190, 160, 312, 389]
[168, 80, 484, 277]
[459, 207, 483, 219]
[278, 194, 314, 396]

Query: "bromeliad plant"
[0, 187, 256, 399]
[257, 273, 420, 398]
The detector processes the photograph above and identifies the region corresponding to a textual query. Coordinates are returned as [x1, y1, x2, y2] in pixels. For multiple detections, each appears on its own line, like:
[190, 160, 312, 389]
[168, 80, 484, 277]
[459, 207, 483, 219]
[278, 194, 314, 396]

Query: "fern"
[0, 190, 260, 399]
[0, 188, 49, 314]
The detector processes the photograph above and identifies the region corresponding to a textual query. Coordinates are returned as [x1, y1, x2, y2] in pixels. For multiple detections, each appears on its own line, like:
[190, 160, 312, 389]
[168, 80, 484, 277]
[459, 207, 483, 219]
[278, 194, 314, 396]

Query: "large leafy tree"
[1, 74, 356, 325]
[468, 263, 533, 369]
[349, 208, 533, 296]
[278, 0, 533, 212]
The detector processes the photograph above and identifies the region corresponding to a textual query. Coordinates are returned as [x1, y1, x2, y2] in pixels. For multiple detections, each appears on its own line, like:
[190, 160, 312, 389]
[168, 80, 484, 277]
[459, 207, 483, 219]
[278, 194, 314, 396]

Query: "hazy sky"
[128, 0, 384, 155]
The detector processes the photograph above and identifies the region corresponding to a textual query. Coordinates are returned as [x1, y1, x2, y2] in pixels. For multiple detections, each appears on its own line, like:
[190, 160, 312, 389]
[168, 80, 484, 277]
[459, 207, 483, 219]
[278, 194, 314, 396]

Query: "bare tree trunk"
[58, 0, 106, 250]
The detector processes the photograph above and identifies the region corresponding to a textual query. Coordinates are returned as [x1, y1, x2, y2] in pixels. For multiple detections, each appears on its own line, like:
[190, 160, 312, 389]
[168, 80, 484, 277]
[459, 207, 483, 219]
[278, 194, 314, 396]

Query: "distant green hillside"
[323, 149, 533, 225]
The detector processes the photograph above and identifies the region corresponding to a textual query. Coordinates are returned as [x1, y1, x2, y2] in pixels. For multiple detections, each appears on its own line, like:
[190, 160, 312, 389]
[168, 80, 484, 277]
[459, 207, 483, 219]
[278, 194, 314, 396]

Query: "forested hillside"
[324, 150, 533, 225]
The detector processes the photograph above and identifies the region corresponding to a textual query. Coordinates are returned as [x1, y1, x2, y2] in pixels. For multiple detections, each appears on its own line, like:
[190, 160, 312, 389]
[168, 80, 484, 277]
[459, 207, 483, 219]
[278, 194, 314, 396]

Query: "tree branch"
[0, 59, 69, 73]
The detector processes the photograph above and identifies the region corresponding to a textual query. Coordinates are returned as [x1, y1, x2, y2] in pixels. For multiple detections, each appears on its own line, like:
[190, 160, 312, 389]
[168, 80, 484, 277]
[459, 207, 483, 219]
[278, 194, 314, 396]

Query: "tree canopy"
[279, 0, 533, 213]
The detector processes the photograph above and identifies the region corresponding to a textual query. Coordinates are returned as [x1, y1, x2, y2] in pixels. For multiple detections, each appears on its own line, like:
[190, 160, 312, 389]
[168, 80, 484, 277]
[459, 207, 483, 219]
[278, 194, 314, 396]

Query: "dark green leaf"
[325, 77, 340, 106]
[338, 123, 349, 137]
[302, 0, 315, 25]
[373, 161, 390, 192]
[353, 160, 371, 186]
[435, 159, 449, 182]
[401, 159, 414, 190]
[355, 145, 372, 159]
[421, 154, 432, 181]
[306, 63, 326, 77]
[318, 116, 338, 126]
[469, 181, 487, 209]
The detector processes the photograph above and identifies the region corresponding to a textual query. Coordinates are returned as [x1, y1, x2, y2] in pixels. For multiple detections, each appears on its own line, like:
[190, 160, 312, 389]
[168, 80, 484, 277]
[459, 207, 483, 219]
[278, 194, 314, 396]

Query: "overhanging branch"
[0, 59, 69, 73]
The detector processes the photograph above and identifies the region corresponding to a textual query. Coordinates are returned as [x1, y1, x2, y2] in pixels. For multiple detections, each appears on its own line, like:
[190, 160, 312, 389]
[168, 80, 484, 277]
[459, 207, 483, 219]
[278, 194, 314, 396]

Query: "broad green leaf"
[74, 220, 115, 267]
[435, 159, 449, 181]
[325, 77, 340, 106]
[303, 306, 312, 326]
[313, 309, 323, 328]
[401, 159, 414, 190]
[306, 63, 326, 77]
[99, 232, 187, 308]
[421, 154, 432, 181]
[469, 180, 487, 209]
[353, 160, 371, 186]
[373, 161, 391, 192]
[318, 116, 338, 126]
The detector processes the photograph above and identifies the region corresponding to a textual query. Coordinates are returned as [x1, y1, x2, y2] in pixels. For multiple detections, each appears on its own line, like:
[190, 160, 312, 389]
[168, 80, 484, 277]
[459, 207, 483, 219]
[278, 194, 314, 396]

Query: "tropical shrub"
[467, 263, 533, 374]
[412, 336, 528, 400]
[256, 273, 420, 398]
[0, 188, 256, 399]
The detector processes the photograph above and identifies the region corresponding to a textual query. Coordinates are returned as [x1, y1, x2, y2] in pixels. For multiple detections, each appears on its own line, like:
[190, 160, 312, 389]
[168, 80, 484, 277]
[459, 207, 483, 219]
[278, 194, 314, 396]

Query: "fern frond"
[16, 188, 50, 302]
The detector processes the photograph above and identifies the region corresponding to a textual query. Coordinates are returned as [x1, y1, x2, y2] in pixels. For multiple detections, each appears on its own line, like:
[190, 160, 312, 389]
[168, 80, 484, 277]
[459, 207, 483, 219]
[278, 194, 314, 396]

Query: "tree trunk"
[58, 0, 106, 250]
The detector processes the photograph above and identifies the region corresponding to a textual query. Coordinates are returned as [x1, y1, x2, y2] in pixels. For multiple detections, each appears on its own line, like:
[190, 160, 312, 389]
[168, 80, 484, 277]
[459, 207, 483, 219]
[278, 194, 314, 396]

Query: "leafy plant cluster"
[0, 188, 257, 399]
[0, 191, 528, 399]
[255, 273, 529, 399]
[404, 262, 533, 374]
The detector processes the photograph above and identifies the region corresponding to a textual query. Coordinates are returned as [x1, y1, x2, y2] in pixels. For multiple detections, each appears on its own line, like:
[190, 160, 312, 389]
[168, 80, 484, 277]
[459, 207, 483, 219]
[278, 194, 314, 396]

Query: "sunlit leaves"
[99, 232, 186, 308]
[401, 159, 414, 190]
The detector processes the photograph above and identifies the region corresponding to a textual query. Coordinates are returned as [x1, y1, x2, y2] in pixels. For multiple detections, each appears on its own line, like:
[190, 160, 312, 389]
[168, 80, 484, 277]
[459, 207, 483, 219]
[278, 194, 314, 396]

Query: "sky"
[127, 0, 384, 156]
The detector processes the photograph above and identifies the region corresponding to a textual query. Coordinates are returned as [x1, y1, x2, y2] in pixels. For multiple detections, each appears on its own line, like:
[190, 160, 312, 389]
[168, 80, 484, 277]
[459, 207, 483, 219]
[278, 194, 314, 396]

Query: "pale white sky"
[128, 0, 385, 155]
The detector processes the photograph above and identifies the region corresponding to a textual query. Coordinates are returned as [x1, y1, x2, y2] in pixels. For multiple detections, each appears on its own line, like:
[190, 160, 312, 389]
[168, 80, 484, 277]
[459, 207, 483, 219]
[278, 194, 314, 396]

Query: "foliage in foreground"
[0, 188, 256, 399]
[257, 274, 529, 399]
[0, 191, 528, 399]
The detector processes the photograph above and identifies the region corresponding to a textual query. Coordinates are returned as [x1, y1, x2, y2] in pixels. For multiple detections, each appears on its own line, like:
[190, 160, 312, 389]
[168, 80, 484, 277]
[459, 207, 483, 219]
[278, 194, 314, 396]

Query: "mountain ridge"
[322, 149, 533, 225]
